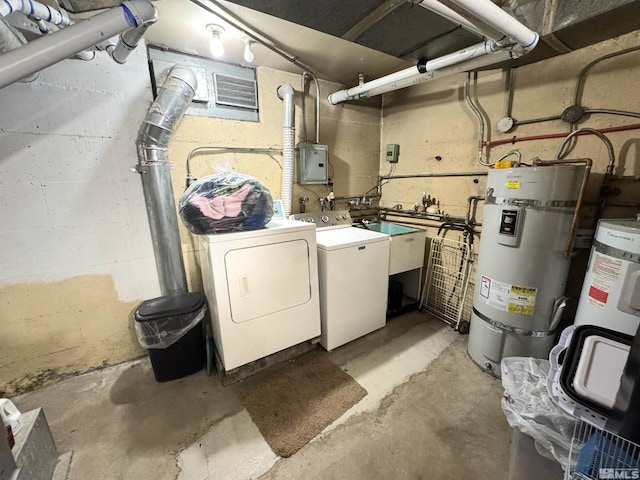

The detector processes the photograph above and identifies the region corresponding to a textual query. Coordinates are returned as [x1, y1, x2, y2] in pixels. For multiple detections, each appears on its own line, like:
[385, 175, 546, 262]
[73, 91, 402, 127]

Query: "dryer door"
[225, 239, 312, 323]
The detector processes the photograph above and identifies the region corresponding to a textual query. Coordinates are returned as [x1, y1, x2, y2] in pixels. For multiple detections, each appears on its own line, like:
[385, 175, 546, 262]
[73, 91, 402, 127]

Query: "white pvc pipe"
[416, 0, 503, 40]
[0, 0, 70, 26]
[328, 0, 539, 105]
[366, 49, 512, 98]
[443, 0, 538, 52]
[329, 40, 499, 104]
[0, 0, 156, 89]
[277, 84, 295, 217]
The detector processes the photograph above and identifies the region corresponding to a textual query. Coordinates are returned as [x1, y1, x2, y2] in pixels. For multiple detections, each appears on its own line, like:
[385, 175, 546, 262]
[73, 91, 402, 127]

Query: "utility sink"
[360, 221, 426, 275]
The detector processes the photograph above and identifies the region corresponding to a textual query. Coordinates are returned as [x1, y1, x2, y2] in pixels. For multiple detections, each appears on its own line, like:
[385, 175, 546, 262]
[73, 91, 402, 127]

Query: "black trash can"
[134, 292, 207, 382]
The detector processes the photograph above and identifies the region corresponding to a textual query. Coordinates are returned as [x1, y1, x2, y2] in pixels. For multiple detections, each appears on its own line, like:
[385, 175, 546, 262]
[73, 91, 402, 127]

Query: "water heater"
[574, 218, 640, 335]
[468, 164, 585, 377]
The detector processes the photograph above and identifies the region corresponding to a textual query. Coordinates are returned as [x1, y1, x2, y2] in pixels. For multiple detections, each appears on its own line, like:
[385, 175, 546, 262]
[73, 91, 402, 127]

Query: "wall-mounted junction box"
[297, 143, 329, 184]
[386, 144, 399, 163]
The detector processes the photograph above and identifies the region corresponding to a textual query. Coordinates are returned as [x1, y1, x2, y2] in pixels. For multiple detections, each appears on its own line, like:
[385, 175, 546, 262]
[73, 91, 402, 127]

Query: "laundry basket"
[565, 422, 640, 479]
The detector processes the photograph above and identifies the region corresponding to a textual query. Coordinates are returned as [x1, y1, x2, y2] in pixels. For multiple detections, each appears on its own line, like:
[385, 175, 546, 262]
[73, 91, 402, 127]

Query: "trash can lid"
[135, 292, 205, 322]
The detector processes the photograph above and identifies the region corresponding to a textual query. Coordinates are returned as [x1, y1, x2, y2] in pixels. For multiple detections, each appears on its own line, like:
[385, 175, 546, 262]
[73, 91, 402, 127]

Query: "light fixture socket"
[207, 24, 225, 57]
[242, 37, 255, 63]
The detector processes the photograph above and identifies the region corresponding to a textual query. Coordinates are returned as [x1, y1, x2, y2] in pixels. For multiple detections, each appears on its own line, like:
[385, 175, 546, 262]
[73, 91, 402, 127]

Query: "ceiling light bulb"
[243, 40, 255, 63]
[207, 24, 225, 58]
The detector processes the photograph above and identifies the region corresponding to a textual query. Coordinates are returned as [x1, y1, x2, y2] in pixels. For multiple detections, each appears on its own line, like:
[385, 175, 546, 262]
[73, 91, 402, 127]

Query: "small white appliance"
[290, 211, 390, 350]
[198, 218, 321, 371]
[574, 217, 640, 335]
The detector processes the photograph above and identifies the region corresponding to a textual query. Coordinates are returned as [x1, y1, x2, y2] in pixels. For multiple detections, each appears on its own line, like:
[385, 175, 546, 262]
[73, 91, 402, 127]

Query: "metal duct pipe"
[0, 0, 156, 89]
[277, 84, 295, 216]
[136, 65, 197, 295]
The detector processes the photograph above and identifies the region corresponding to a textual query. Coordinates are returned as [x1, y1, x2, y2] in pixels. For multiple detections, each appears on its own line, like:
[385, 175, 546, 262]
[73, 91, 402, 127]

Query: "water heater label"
[587, 252, 622, 309]
[479, 275, 537, 315]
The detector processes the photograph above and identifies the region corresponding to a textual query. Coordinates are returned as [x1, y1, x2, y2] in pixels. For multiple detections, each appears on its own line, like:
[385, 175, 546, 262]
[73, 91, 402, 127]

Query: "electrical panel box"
[297, 143, 329, 184]
[386, 144, 400, 163]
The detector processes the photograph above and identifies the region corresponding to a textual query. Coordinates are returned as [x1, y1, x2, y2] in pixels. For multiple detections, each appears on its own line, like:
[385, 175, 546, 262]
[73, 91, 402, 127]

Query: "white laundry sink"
[362, 221, 426, 275]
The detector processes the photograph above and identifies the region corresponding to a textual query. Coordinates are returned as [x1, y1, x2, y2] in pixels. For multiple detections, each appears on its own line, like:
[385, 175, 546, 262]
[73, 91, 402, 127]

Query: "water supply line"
[0, 0, 156, 89]
[190, 0, 321, 144]
[555, 127, 616, 175]
[136, 65, 197, 296]
[328, 0, 539, 104]
[277, 84, 295, 217]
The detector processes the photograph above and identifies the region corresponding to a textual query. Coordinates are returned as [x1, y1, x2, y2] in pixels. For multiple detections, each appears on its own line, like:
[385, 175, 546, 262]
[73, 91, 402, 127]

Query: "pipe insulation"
[136, 65, 197, 295]
[0, 0, 156, 89]
[277, 84, 295, 217]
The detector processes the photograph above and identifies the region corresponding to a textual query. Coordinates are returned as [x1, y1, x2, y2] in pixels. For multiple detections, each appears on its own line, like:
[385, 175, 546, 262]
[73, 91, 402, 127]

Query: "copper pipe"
[531, 158, 592, 259]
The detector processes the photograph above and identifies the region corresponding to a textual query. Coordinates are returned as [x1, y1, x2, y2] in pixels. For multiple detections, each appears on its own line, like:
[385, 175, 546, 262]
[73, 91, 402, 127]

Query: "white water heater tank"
[574, 218, 640, 335]
[468, 164, 585, 377]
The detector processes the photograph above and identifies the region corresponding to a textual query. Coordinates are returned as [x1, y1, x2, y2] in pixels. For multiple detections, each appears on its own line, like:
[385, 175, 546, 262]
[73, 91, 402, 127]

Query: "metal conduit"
[190, 0, 321, 144]
[379, 171, 488, 180]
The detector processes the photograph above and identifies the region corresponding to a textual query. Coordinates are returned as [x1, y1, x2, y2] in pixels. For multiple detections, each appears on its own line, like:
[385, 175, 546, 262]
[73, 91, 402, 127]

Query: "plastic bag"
[501, 356, 577, 468]
[135, 306, 206, 349]
[179, 165, 274, 234]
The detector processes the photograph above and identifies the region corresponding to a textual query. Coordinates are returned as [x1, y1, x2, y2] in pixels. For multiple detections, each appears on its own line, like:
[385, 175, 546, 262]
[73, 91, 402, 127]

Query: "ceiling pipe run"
[136, 65, 197, 296]
[0, 0, 156, 89]
[328, 0, 538, 104]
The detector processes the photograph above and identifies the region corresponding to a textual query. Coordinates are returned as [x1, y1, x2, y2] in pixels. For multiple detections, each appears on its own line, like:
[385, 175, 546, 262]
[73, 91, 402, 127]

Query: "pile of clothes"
[179, 170, 274, 234]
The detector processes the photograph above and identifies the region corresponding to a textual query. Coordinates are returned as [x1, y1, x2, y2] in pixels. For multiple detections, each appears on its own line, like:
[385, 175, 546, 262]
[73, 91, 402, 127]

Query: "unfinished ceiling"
[223, 0, 640, 69]
[52, 0, 640, 88]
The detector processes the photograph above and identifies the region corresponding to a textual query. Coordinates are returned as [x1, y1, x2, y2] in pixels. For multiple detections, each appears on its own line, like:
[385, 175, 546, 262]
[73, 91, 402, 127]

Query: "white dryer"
[198, 219, 321, 371]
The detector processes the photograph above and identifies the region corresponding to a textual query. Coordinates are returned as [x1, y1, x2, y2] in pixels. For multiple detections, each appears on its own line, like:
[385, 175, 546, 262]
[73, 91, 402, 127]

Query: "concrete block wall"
[0, 47, 157, 395]
[170, 66, 382, 291]
[0, 54, 382, 394]
[379, 30, 640, 229]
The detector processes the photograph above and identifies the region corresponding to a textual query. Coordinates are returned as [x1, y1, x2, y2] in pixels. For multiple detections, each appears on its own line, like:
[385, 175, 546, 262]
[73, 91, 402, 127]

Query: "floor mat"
[234, 349, 367, 457]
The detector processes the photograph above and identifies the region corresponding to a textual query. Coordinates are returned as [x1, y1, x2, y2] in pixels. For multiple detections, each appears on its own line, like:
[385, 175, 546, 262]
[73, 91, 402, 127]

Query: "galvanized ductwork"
[136, 65, 197, 295]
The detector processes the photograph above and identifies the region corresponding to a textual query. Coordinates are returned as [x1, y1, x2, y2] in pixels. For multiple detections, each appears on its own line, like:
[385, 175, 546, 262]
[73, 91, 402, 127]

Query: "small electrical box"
[297, 143, 329, 184]
[385, 144, 400, 163]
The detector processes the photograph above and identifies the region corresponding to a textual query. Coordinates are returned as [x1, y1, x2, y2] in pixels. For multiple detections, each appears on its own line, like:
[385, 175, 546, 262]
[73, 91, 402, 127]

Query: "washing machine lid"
[200, 218, 314, 244]
[316, 227, 389, 251]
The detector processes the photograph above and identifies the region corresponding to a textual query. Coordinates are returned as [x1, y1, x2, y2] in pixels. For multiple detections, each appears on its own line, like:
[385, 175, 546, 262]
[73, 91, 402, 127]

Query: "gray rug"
[234, 349, 367, 457]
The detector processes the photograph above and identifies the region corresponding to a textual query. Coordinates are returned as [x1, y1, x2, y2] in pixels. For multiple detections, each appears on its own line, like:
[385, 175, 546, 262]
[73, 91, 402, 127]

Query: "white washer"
[291, 211, 390, 350]
[198, 219, 321, 371]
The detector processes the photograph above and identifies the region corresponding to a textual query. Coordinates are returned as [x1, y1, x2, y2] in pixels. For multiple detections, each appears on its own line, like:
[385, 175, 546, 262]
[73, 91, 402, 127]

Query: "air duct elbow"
[277, 83, 295, 128]
[137, 65, 197, 159]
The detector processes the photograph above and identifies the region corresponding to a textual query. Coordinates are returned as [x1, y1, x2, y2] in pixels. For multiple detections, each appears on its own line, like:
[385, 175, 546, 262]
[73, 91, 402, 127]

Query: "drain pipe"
[0, 0, 156, 89]
[328, 0, 538, 104]
[277, 84, 295, 217]
[136, 65, 197, 295]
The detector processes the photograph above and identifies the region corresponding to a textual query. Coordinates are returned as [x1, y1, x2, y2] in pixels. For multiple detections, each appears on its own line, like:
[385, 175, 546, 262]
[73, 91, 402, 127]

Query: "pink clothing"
[189, 183, 252, 220]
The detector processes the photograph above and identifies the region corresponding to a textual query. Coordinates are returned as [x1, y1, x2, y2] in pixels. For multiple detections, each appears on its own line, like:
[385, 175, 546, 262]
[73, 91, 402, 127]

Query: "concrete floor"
[14, 311, 511, 480]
